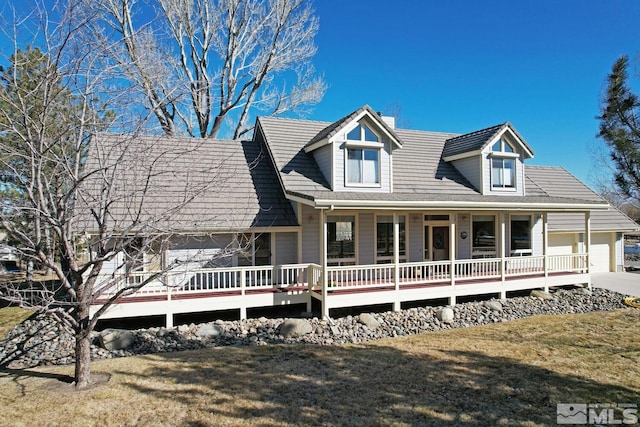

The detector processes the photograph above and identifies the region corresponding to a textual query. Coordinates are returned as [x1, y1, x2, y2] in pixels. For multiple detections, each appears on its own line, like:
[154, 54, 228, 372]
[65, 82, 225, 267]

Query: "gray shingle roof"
[442, 123, 504, 158]
[526, 166, 639, 231]
[257, 116, 608, 211]
[305, 105, 401, 149]
[442, 122, 534, 159]
[259, 115, 477, 197]
[79, 134, 297, 233]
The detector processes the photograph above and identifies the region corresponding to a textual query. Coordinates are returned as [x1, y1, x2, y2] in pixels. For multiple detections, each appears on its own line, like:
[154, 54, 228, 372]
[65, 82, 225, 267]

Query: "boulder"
[530, 290, 554, 300]
[279, 319, 313, 338]
[195, 323, 223, 338]
[436, 308, 454, 324]
[357, 313, 381, 330]
[98, 329, 135, 351]
[484, 300, 503, 312]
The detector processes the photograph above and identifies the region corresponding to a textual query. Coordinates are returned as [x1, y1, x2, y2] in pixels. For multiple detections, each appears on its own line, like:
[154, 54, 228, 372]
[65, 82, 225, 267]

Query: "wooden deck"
[90, 255, 590, 326]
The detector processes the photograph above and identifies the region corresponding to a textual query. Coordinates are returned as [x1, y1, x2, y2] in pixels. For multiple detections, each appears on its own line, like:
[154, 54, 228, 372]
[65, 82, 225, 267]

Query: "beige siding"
[548, 233, 575, 255]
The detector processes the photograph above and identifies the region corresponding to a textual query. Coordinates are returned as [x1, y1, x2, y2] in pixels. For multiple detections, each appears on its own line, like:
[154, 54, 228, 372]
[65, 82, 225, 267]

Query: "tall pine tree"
[598, 55, 640, 203]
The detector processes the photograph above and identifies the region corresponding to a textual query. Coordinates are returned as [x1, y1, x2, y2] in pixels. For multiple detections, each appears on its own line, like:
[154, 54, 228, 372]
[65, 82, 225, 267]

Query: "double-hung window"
[491, 138, 517, 189]
[346, 123, 380, 186]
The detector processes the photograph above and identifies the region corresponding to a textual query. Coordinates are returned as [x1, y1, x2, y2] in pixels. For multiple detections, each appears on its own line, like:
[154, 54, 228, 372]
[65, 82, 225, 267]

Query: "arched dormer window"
[345, 122, 381, 186]
[491, 138, 517, 189]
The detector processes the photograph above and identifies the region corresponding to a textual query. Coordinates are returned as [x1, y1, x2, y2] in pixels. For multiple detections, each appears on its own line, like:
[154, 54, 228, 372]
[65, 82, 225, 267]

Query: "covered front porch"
[92, 252, 589, 327]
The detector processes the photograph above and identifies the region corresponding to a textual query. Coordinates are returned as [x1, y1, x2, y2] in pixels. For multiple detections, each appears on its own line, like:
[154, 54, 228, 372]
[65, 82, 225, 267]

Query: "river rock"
[484, 300, 503, 312]
[530, 290, 554, 300]
[436, 308, 454, 324]
[98, 329, 135, 351]
[195, 323, 223, 338]
[279, 319, 313, 338]
[358, 313, 381, 330]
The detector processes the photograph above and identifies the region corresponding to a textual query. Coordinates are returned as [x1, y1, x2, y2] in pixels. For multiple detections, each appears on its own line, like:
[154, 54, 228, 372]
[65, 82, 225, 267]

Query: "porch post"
[166, 284, 174, 328]
[321, 209, 329, 318]
[585, 211, 591, 290]
[542, 213, 549, 292]
[499, 213, 507, 299]
[393, 213, 400, 312]
[240, 269, 247, 320]
[449, 214, 457, 306]
[298, 204, 310, 312]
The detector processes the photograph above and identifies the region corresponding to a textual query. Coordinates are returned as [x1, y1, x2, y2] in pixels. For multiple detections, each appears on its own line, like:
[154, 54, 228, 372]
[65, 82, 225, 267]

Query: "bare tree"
[87, 0, 325, 139]
[0, 1, 228, 389]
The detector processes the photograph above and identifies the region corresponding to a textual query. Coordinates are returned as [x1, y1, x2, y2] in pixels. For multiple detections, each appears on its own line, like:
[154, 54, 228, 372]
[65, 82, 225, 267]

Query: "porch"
[91, 254, 589, 327]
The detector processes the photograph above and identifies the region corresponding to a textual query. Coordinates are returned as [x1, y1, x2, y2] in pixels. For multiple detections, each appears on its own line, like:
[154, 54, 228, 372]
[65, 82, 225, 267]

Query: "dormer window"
[346, 122, 381, 186]
[348, 123, 379, 142]
[491, 138, 517, 189]
[492, 138, 514, 153]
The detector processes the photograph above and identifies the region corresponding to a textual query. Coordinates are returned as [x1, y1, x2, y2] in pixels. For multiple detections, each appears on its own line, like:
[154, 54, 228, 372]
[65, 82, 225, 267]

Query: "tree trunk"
[74, 304, 92, 390]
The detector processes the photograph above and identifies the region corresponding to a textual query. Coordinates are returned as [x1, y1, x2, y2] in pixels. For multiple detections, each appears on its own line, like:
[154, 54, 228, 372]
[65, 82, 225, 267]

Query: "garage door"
[589, 234, 611, 273]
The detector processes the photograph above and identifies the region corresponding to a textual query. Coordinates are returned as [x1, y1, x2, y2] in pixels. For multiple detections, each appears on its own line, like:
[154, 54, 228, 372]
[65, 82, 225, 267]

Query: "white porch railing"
[321, 253, 588, 291]
[97, 264, 312, 299]
[95, 254, 588, 299]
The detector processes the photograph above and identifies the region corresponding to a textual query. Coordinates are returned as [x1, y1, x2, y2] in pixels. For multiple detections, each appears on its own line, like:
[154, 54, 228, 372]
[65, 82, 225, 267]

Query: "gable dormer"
[304, 105, 402, 192]
[443, 123, 534, 196]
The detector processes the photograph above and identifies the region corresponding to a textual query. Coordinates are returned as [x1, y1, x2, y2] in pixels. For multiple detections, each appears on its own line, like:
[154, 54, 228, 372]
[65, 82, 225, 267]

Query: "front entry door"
[424, 225, 450, 261]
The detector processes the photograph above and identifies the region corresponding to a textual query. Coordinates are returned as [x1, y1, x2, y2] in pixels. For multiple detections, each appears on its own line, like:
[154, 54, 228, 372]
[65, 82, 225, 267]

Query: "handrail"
[95, 255, 589, 298]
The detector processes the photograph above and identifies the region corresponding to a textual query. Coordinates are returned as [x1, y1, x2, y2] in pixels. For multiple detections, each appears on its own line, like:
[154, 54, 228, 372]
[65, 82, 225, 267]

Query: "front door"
[424, 225, 450, 261]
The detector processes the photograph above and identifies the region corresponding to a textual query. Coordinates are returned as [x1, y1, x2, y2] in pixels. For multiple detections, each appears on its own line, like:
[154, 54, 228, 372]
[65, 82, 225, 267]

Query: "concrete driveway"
[592, 272, 640, 297]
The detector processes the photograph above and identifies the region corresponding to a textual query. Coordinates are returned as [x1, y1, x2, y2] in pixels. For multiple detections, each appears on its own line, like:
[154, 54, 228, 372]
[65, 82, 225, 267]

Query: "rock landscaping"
[0, 287, 633, 369]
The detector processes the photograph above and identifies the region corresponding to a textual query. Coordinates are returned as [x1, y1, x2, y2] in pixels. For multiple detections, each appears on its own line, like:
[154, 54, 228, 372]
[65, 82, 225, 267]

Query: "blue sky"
[307, 0, 640, 189]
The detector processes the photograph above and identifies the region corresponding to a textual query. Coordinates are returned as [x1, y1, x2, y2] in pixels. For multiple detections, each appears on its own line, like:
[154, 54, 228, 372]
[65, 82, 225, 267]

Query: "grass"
[0, 307, 33, 338]
[0, 308, 639, 426]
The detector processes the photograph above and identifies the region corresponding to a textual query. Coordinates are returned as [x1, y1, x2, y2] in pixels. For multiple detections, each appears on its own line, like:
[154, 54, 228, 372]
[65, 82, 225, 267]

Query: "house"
[88, 106, 639, 326]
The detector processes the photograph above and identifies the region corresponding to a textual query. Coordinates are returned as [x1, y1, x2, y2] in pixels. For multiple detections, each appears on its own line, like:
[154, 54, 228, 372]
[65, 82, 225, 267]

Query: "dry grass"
[0, 309, 639, 426]
[0, 307, 33, 338]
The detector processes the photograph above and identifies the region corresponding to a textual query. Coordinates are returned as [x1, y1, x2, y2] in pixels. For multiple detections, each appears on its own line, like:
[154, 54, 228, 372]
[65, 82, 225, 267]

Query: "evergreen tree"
[598, 55, 640, 203]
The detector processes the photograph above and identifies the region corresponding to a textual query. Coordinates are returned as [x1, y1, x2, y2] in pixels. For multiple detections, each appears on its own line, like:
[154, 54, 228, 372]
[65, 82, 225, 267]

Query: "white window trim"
[490, 156, 517, 191]
[345, 146, 382, 187]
